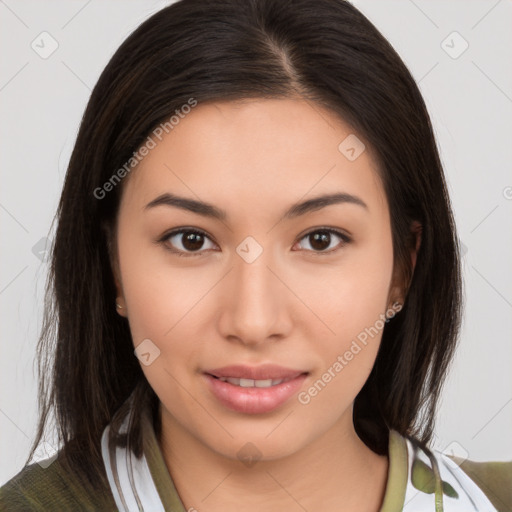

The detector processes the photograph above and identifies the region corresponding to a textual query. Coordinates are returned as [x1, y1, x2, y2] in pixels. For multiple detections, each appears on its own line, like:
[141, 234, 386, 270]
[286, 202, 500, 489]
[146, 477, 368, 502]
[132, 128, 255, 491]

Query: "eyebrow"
[144, 191, 368, 221]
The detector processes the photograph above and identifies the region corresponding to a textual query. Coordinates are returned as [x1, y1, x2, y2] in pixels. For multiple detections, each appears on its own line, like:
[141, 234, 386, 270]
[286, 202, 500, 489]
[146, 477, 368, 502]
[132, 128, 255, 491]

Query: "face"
[113, 98, 407, 461]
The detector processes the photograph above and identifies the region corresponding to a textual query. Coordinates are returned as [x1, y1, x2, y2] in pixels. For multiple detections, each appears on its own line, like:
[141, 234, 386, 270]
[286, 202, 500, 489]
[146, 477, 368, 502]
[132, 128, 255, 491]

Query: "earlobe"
[386, 264, 405, 312]
[112, 268, 127, 317]
[110, 252, 126, 317]
[115, 298, 126, 316]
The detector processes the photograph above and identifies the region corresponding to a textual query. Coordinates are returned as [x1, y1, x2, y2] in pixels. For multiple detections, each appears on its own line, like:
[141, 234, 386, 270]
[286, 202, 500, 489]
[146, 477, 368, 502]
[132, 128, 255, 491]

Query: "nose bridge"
[221, 239, 289, 344]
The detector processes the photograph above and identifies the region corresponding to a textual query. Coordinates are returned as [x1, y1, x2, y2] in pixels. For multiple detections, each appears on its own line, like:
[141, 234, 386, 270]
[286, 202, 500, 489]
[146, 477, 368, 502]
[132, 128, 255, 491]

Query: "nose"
[217, 247, 293, 347]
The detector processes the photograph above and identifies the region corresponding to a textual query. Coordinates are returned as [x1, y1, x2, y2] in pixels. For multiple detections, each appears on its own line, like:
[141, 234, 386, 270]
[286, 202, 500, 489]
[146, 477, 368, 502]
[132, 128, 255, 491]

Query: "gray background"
[1, 0, 511, 487]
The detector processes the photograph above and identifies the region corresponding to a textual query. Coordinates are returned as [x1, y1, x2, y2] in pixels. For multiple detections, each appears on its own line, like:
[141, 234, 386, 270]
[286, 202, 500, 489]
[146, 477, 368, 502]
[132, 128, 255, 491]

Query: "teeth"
[218, 377, 285, 387]
[255, 379, 274, 388]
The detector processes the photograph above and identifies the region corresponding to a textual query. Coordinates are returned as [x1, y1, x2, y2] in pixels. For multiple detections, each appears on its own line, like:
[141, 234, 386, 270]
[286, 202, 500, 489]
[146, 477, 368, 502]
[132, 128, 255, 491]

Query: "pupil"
[311, 231, 330, 251]
[183, 232, 203, 251]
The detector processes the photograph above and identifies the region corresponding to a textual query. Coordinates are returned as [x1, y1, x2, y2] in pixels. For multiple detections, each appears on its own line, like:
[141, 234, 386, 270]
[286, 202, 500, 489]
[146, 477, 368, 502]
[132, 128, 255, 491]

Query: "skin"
[112, 98, 420, 511]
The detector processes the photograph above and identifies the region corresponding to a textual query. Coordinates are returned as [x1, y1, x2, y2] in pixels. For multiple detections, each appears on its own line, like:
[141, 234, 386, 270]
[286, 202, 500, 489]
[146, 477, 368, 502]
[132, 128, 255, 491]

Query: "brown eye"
[159, 227, 351, 258]
[180, 231, 206, 251]
[161, 229, 216, 256]
[295, 228, 351, 254]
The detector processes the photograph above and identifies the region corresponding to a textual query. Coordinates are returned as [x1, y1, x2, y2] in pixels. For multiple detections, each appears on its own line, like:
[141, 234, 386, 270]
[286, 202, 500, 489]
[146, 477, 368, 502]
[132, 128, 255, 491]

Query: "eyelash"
[157, 227, 352, 258]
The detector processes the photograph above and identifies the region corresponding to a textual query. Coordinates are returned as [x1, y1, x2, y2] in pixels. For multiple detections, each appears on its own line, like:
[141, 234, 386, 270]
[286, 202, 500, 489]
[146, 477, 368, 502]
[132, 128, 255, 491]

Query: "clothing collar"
[101, 393, 497, 512]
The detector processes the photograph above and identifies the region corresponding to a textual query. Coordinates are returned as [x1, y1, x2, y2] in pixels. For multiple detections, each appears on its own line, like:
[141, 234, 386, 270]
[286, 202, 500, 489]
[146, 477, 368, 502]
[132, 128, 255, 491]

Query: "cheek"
[299, 237, 394, 400]
[297, 236, 394, 343]
[116, 240, 207, 413]
[117, 223, 202, 334]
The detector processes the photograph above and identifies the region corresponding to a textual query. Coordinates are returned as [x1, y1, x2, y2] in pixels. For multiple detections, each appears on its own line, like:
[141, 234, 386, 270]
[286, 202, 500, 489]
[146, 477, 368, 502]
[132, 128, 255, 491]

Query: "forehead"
[120, 98, 387, 217]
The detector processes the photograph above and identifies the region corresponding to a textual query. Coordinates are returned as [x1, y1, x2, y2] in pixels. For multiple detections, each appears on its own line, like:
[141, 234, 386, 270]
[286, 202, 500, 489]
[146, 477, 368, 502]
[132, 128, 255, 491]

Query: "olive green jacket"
[1, 402, 511, 511]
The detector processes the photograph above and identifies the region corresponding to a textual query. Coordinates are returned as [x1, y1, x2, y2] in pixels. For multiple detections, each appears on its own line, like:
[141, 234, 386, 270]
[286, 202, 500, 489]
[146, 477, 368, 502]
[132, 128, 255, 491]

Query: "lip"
[205, 364, 305, 381]
[203, 364, 308, 414]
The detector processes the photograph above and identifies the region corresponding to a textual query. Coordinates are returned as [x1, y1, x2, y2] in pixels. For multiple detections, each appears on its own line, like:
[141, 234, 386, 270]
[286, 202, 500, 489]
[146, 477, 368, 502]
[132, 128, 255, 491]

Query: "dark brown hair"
[27, 0, 463, 491]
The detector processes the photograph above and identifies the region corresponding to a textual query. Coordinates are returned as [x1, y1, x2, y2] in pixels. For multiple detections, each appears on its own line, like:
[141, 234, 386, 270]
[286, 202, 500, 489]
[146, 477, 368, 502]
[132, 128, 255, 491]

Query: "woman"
[1, 0, 510, 510]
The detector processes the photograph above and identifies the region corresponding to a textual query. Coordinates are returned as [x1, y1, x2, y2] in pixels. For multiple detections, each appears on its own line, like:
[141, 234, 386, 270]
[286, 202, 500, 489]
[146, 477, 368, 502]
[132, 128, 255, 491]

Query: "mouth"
[203, 364, 309, 414]
[207, 375, 299, 388]
[205, 363, 307, 381]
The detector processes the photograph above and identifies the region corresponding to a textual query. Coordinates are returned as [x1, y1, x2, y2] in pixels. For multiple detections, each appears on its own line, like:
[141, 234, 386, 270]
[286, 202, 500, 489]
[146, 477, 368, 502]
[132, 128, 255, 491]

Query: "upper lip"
[205, 364, 307, 381]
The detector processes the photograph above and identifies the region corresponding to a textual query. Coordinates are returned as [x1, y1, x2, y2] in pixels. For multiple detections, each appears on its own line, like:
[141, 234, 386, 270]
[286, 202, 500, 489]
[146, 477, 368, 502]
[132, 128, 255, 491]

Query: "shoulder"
[402, 433, 512, 512]
[0, 452, 118, 511]
[448, 454, 512, 512]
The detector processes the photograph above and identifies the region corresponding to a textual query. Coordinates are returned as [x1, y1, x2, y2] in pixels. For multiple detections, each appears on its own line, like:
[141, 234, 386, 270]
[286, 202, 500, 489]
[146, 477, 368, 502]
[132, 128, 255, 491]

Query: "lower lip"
[204, 373, 308, 414]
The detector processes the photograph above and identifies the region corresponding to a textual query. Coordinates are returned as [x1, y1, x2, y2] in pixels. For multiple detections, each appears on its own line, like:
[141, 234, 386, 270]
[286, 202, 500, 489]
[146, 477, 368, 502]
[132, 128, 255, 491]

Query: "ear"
[103, 219, 127, 317]
[112, 257, 123, 297]
[113, 264, 127, 317]
[111, 248, 128, 317]
[387, 220, 422, 307]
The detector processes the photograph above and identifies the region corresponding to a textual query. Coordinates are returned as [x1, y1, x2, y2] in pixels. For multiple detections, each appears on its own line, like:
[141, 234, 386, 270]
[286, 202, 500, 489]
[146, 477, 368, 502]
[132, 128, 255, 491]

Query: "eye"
[157, 226, 351, 258]
[158, 228, 217, 257]
[294, 228, 351, 255]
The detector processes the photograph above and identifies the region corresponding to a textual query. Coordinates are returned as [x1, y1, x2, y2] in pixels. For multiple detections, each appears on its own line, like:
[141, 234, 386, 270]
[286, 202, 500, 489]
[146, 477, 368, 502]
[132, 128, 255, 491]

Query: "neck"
[157, 405, 389, 512]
